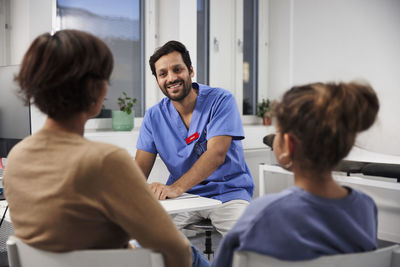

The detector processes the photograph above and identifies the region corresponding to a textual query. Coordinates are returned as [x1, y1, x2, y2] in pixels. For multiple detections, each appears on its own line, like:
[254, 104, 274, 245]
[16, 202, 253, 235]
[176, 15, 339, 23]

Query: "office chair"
[185, 219, 215, 260]
[6, 236, 164, 267]
[232, 244, 400, 267]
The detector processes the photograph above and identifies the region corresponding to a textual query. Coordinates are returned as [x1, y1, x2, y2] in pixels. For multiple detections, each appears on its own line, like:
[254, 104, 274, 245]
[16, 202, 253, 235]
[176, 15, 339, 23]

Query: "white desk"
[160, 194, 222, 214]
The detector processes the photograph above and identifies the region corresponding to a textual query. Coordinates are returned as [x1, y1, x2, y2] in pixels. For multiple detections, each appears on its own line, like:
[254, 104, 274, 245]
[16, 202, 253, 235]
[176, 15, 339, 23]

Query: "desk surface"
[160, 194, 222, 214]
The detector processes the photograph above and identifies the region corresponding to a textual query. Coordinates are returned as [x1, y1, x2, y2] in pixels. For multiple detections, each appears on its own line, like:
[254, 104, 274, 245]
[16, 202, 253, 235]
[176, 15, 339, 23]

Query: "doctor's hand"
[150, 182, 184, 200]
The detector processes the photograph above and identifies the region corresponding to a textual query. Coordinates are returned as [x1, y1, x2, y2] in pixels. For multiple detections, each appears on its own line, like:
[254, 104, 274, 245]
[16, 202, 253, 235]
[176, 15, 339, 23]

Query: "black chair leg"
[203, 230, 214, 260]
[185, 219, 215, 260]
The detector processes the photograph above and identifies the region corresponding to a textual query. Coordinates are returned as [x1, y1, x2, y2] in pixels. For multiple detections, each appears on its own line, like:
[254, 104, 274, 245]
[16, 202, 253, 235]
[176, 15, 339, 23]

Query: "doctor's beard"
[162, 78, 192, 102]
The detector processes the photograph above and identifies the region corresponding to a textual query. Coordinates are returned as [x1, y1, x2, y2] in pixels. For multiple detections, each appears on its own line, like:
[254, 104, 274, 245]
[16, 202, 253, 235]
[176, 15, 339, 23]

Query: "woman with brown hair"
[212, 81, 379, 267]
[3, 29, 193, 267]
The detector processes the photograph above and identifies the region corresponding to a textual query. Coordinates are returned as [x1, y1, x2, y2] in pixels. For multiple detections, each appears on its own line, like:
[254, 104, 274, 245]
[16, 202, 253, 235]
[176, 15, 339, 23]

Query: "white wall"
[24, 0, 54, 133]
[149, 0, 198, 105]
[0, 0, 52, 133]
[0, 0, 30, 66]
[257, 0, 270, 100]
[267, 0, 293, 97]
[158, 0, 197, 58]
[0, 0, 9, 66]
[209, 0, 243, 110]
[268, 0, 400, 156]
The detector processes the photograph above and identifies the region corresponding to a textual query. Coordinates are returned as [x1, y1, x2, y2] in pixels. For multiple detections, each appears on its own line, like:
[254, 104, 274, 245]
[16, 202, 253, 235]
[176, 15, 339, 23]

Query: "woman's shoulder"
[84, 139, 129, 160]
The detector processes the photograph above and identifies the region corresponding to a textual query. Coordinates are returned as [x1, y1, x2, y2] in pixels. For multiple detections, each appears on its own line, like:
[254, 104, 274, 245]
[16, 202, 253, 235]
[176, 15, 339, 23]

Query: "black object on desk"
[335, 160, 368, 176]
[335, 160, 400, 182]
[361, 163, 400, 183]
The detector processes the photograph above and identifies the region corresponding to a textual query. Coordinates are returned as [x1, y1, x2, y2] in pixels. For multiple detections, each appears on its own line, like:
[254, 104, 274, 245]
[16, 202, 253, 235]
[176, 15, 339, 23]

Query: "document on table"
[159, 193, 222, 214]
[164, 193, 201, 200]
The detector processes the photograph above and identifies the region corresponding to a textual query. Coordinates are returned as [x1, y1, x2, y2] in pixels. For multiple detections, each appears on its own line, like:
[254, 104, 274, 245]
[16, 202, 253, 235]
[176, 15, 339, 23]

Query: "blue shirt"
[212, 186, 377, 267]
[137, 83, 254, 202]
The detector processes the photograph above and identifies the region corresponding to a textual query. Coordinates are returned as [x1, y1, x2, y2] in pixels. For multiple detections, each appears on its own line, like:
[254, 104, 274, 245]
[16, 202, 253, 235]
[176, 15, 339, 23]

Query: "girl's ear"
[283, 133, 296, 158]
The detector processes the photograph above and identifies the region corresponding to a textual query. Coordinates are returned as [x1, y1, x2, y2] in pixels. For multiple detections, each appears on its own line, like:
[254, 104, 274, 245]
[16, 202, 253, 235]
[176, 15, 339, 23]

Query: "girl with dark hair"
[213, 81, 380, 267]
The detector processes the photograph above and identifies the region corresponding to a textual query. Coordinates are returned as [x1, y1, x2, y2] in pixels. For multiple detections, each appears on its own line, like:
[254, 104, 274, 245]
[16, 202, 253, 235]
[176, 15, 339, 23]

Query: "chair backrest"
[232, 245, 400, 267]
[6, 236, 164, 267]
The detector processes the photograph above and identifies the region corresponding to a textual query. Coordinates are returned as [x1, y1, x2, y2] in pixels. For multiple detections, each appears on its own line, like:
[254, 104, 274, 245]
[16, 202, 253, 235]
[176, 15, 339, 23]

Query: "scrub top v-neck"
[137, 83, 254, 202]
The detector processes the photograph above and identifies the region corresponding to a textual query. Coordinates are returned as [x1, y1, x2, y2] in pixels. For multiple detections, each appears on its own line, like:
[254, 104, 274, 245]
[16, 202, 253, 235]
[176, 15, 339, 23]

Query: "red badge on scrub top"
[185, 132, 199, 145]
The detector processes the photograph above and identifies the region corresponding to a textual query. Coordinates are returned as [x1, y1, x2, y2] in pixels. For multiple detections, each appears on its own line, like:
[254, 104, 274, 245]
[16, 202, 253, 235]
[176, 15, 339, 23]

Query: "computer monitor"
[0, 65, 31, 159]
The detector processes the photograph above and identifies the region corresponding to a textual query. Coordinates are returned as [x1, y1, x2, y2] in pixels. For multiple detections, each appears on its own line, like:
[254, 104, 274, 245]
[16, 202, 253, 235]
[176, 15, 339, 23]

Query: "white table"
[160, 194, 222, 214]
[258, 164, 292, 197]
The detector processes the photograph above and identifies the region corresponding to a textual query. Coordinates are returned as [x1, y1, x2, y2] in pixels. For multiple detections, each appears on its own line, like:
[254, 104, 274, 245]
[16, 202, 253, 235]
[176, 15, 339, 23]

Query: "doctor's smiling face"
[154, 51, 194, 102]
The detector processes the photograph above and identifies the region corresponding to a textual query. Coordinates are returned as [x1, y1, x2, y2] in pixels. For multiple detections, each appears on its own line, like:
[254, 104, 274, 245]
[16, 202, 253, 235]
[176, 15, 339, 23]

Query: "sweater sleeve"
[95, 149, 190, 261]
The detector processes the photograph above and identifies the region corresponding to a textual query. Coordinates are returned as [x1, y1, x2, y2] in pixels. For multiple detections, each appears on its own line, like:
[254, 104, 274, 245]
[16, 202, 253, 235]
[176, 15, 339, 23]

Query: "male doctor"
[135, 40, 254, 235]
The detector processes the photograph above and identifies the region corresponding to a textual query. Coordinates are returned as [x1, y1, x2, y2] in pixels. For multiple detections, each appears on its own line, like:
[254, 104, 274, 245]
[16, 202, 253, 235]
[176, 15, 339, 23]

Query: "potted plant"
[257, 98, 272, 126]
[112, 92, 137, 131]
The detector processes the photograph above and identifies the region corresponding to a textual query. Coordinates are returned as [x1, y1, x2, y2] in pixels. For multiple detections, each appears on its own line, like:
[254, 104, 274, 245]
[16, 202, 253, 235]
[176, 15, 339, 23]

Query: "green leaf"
[257, 98, 272, 118]
[117, 91, 137, 112]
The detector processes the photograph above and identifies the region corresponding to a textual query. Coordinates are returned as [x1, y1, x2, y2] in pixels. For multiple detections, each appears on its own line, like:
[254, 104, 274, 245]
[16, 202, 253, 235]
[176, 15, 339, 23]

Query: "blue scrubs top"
[137, 83, 254, 202]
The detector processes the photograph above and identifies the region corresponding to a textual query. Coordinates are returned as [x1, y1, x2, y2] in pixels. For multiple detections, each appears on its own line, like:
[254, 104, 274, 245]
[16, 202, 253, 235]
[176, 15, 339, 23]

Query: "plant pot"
[262, 117, 272, 126]
[112, 110, 134, 131]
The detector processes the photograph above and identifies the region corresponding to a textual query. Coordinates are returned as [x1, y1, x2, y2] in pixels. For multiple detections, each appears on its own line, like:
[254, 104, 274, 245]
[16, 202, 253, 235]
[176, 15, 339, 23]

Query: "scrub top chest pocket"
[194, 129, 208, 157]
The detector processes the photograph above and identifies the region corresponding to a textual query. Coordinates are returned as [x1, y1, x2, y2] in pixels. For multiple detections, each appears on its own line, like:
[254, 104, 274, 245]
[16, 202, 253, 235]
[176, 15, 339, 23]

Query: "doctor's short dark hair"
[16, 29, 114, 120]
[273, 81, 379, 172]
[149, 40, 192, 78]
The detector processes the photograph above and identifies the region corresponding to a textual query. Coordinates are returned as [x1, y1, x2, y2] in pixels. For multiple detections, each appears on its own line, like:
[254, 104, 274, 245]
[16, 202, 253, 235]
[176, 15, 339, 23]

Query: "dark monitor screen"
[0, 65, 31, 158]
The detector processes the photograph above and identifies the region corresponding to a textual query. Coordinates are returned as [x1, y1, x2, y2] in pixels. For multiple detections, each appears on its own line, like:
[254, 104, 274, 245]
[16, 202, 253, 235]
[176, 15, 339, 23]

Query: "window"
[197, 0, 209, 84]
[0, 0, 10, 66]
[242, 0, 258, 115]
[56, 0, 145, 116]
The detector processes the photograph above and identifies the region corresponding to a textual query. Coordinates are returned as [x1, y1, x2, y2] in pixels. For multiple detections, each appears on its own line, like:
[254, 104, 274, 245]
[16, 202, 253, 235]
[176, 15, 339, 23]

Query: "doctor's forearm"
[135, 149, 157, 179]
[172, 149, 225, 193]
